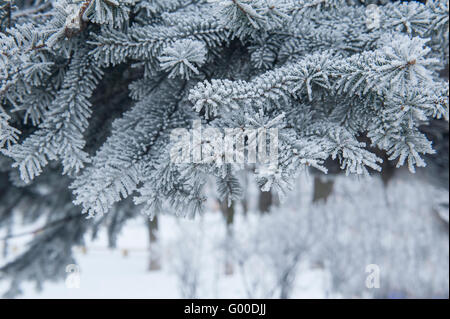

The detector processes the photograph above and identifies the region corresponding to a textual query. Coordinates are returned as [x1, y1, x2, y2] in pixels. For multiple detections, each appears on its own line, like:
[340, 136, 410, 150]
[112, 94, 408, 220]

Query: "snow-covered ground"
[1, 171, 448, 299]
[0, 214, 327, 299]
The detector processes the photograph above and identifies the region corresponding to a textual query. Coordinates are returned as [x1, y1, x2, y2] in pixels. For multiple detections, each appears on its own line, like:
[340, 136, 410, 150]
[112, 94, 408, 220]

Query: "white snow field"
[0, 213, 328, 299]
[1, 171, 448, 299]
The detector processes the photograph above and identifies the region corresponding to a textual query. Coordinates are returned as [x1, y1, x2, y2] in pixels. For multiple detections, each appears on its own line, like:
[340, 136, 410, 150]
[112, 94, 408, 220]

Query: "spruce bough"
[0, 0, 448, 296]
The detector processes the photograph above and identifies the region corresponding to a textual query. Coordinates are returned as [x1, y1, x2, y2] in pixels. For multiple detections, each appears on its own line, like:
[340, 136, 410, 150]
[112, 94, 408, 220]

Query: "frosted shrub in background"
[225, 173, 448, 299]
[312, 175, 449, 298]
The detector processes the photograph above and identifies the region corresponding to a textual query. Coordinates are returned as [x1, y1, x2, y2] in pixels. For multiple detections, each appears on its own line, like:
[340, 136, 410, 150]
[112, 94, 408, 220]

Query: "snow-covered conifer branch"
[3, 47, 103, 182]
[190, 34, 447, 173]
[159, 39, 207, 80]
[0, 107, 20, 149]
[88, 16, 229, 71]
[213, 0, 292, 39]
[71, 80, 191, 218]
[0, 0, 448, 221]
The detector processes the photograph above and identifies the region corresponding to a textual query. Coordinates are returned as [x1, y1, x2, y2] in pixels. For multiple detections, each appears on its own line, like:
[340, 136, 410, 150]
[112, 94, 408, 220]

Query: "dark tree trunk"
[147, 215, 161, 271]
[312, 177, 334, 203]
[241, 173, 248, 216]
[258, 190, 272, 213]
[220, 200, 235, 275]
